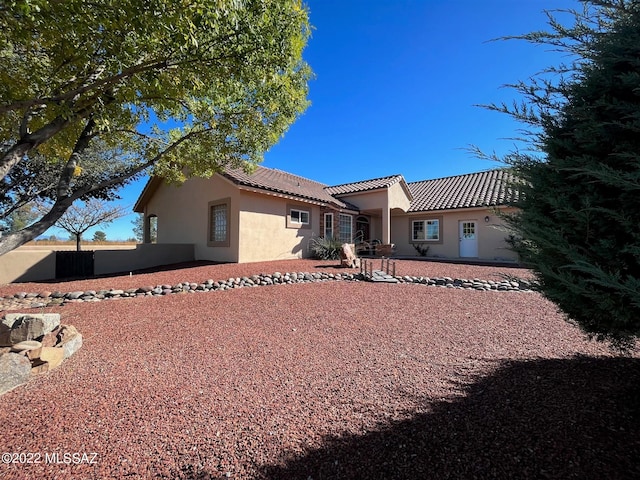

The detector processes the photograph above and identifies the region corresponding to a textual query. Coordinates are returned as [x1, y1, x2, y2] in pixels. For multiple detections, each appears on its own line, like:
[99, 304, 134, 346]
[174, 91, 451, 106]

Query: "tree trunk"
[0, 198, 73, 257]
[76, 234, 81, 251]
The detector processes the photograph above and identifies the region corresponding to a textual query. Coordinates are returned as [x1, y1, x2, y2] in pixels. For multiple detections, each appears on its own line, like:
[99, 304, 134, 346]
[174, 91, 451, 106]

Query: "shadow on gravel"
[256, 356, 640, 480]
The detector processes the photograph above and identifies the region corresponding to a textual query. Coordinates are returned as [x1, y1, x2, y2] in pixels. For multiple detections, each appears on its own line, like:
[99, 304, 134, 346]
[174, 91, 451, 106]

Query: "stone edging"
[0, 271, 535, 311]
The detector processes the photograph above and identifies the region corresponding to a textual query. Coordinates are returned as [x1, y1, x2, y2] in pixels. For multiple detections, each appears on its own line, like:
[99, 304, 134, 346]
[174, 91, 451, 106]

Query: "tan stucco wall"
[367, 214, 382, 241]
[238, 191, 319, 262]
[339, 189, 387, 212]
[338, 185, 411, 244]
[144, 176, 241, 262]
[94, 244, 194, 275]
[388, 182, 412, 212]
[0, 244, 195, 284]
[0, 250, 56, 283]
[143, 175, 321, 263]
[391, 207, 518, 262]
[337, 184, 411, 213]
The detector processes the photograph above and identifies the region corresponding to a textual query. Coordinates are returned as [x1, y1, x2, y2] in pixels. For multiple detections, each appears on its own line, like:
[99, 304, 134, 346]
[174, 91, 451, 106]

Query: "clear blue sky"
[47, 0, 581, 241]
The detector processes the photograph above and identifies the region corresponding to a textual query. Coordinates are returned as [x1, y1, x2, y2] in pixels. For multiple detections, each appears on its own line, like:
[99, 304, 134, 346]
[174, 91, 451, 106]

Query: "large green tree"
[0, 0, 311, 255]
[490, 0, 640, 350]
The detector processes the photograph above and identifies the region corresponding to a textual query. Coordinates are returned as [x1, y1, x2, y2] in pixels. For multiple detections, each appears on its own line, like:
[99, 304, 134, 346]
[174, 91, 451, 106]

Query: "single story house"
[133, 166, 519, 263]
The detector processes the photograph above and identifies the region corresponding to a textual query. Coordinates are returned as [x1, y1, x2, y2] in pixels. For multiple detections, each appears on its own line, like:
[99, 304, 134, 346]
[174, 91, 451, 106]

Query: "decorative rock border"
[0, 271, 535, 311]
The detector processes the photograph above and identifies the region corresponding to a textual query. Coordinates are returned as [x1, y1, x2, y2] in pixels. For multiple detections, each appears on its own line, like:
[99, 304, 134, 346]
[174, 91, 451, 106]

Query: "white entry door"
[459, 221, 478, 257]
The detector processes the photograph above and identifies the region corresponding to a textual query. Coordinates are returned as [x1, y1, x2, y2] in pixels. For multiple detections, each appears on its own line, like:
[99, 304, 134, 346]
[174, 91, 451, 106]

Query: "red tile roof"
[407, 169, 517, 212]
[325, 175, 406, 196]
[135, 165, 517, 215]
[222, 166, 356, 209]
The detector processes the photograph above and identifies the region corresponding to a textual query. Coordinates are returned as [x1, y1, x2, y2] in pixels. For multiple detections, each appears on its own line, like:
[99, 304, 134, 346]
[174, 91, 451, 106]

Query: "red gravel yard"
[0, 260, 638, 479]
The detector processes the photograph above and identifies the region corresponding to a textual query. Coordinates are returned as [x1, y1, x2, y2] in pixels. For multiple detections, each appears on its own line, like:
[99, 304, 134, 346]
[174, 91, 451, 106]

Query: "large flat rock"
[0, 352, 31, 395]
[0, 313, 61, 346]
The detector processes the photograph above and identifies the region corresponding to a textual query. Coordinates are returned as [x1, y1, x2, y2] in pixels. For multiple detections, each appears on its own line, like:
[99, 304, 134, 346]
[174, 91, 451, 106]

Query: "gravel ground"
[0, 259, 532, 297]
[0, 260, 638, 479]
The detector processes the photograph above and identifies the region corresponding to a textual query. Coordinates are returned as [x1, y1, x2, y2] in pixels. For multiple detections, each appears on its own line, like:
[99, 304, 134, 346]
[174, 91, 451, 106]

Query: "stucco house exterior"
[133, 166, 519, 263]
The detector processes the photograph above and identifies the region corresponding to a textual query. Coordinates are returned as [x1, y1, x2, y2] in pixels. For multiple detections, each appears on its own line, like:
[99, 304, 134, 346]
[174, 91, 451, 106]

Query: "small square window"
[291, 209, 309, 225]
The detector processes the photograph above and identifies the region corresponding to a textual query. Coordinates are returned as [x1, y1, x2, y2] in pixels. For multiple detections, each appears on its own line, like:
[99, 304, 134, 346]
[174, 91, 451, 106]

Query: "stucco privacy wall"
[0, 244, 195, 284]
[144, 176, 241, 263]
[94, 244, 194, 275]
[237, 190, 318, 263]
[391, 207, 519, 262]
[0, 250, 56, 283]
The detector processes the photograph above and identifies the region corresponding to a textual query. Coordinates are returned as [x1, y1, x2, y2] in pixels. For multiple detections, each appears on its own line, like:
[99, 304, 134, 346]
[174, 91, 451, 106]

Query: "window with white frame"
[338, 214, 352, 243]
[324, 213, 333, 239]
[290, 208, 310, 225]
[286, 205, 312, 230]
[412, 219, 440, 241]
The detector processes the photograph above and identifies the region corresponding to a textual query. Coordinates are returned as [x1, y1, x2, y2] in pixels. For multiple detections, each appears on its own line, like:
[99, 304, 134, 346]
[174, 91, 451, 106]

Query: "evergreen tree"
[491, 1, 640, 350]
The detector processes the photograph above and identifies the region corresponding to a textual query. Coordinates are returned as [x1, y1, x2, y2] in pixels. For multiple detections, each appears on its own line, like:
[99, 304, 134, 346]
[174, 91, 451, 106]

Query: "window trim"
[338, 213, 353, 243]
[290, 208, 310, 225]
[410, 216, 443, 244]
[324, 212, 334, 239]
[207, 198, 231, 247]
[145, 214, 158, 244]
[286, 204, 312, 229]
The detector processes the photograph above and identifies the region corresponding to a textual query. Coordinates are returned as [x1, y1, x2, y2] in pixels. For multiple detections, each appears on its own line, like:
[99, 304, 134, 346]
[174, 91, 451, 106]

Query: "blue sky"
[47, 0, 581, 241]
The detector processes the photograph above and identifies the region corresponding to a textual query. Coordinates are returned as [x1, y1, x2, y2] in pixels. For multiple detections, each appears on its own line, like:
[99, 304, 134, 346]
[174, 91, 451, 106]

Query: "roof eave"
[236, 184, 331, 207]
[133, 176, 162, 213]
[406, 203, 516, 214]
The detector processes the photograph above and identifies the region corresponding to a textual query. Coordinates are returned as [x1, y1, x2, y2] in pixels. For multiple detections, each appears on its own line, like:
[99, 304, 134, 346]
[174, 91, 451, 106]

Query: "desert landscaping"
[0, 259, 638, 479]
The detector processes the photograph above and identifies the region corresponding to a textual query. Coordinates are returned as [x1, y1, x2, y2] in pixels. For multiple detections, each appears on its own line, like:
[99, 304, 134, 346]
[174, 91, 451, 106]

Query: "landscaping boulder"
[340, 243, 358, 268]
[0, 313, 60, 346]
[39, 346, 65, 370]
[40, 326, 63, 348]
[0, 313, 82, 396]
[58, 325, 83, 359]
[10, 340, 42, 360]
[0, 352, 31, 395]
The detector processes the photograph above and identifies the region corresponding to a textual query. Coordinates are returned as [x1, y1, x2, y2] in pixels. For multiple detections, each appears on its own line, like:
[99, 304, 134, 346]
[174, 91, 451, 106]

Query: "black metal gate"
[55, 251, 95, 279]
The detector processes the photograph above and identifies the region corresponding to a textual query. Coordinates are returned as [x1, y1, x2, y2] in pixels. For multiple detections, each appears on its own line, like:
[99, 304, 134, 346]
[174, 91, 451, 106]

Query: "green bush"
[309, 236, 343, 260]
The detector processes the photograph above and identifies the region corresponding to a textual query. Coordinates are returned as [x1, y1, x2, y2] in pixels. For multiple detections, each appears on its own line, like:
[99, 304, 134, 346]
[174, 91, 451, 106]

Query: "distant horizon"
[36, 0, 581, 241]
[30, 236, 139, 243]
[29, 237, 142, 245]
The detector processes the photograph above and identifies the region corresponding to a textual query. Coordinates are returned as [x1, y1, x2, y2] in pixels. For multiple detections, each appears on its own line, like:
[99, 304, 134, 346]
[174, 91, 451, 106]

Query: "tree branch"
[56, 117, 96, 200]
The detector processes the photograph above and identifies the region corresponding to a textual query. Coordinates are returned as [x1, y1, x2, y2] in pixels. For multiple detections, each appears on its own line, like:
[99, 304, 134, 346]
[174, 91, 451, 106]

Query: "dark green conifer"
[495, 1, 640, 350]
